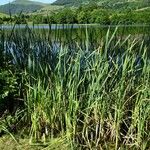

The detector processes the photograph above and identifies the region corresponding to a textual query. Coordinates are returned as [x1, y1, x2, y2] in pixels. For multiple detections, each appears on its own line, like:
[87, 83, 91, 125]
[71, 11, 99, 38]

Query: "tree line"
[1, 4, 150, 25]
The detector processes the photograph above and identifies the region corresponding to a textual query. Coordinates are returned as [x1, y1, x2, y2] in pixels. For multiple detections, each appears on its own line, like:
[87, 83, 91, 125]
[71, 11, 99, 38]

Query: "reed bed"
[0, 24, 150, 149]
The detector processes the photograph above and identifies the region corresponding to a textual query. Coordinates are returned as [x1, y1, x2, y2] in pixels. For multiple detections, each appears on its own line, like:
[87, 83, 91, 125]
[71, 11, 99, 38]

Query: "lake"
[1, 24, 150, 29]
[1, 24, 150, 63]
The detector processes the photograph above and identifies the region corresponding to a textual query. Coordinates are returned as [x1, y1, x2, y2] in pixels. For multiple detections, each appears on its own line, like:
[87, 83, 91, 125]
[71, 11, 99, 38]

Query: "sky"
[0, 0, 56, 5]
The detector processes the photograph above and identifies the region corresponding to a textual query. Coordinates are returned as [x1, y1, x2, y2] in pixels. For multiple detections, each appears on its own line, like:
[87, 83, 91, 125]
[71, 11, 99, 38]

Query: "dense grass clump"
[0, 25, 150, 149]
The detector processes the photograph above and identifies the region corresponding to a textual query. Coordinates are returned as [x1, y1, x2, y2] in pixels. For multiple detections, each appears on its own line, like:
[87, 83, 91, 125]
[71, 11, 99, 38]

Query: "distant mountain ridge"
[11, 0, 46, 5]
[0, 0, 150, 15]
[52, 0, 150, 9]
[52, 0, 92, 6]
[0, 0, 47, 14]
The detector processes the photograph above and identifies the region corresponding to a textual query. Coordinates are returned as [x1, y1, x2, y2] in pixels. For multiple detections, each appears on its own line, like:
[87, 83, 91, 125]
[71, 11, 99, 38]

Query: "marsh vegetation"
[0, 24, 150, 149]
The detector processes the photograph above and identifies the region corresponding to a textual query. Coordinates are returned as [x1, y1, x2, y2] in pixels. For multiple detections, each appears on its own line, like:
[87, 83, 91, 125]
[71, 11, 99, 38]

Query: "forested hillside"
[0, 0, 150, 25]
[53, 0, 150, 10]
[1, 0, 150, 15]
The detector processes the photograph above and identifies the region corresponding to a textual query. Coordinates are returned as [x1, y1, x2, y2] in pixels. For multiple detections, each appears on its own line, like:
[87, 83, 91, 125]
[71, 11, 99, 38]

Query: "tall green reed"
[1, 24, 150, 149]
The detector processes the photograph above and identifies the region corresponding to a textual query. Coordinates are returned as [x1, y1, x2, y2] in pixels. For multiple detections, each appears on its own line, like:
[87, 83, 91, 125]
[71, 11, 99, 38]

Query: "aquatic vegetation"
[0, 24, 150, 149]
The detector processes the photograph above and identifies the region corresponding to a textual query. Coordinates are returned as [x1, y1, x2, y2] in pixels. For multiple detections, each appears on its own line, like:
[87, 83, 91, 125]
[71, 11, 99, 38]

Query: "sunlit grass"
[0, 13, 9, 18]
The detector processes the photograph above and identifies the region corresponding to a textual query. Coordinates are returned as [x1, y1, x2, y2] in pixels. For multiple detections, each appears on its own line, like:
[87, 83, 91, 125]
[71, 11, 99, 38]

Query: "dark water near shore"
[1, 24, 150, 39]
[2, 24, 150, 54]
[1, 24, 150, 36]
[1, 24, 150, 73]
[1, 24, 150, 29]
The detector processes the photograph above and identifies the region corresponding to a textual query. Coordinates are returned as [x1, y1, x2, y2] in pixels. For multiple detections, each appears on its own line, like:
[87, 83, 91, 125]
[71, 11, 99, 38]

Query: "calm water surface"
[1, 24, 150, 30]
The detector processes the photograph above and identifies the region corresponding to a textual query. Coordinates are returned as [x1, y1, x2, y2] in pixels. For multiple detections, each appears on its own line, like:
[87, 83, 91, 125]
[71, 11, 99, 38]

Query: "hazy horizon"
[0, 0, 56, 5]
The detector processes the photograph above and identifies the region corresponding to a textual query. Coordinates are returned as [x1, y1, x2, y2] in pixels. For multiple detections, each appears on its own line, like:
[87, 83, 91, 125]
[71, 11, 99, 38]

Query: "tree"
[48, 15, 56, 24]
[55, 9, 77, 24]
[90, 10, 110, 24]
[2, 16, 11, 23]
[0, 17, 3, 24]
[13, 14, 27, 24]
[77, 11, 90, 24]
[32, 15, 43, 24]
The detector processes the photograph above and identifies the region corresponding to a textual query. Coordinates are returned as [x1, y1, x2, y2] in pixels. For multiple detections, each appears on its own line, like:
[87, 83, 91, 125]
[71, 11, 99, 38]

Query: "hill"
[30, 5, 64, 16]
[11, 0, 46, 5]
[52, 0, 150, 10]
[52, 0, 91, 6]
[0, 0, 47, 14]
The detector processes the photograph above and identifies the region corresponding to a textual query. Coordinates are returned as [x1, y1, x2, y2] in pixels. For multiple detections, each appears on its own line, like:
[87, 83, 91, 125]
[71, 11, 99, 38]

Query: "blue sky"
[0, 0, 55, 5]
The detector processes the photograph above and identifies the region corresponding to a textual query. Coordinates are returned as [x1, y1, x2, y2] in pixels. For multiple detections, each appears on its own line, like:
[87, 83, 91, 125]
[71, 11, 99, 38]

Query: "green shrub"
[0, 68, 18, 115]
